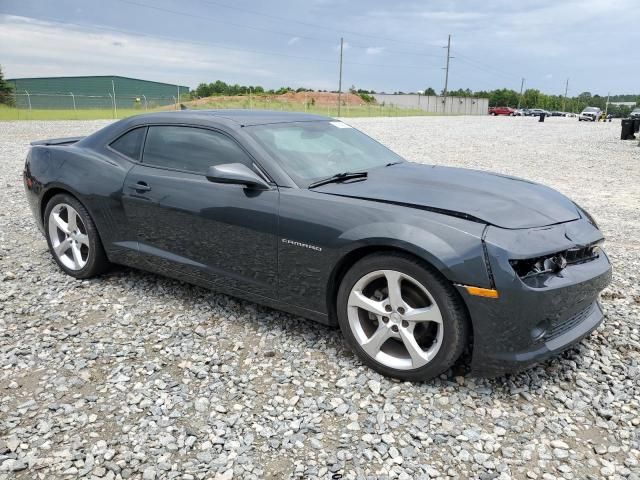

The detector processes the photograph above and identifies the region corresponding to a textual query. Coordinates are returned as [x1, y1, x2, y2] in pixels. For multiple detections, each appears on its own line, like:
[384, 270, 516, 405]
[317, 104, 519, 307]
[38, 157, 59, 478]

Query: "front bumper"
[460, 219, 612, 377]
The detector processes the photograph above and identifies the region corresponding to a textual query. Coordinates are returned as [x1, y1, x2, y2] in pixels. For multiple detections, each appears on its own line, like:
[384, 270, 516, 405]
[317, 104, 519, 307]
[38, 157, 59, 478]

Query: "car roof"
[124, 109, 332, 127]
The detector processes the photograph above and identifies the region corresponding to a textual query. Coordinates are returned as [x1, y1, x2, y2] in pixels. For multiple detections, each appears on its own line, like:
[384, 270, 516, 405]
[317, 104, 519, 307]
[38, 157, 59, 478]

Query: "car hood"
[313, 162, 580, 229]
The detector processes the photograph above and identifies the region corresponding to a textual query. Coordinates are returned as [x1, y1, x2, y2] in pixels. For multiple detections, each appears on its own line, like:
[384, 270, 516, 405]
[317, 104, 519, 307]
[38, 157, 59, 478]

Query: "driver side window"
[142, 126, 252, 174]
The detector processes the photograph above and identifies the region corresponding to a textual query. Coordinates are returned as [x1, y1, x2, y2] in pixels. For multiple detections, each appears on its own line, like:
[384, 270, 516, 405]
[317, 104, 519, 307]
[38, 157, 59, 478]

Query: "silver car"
[578, 107, 602, 121]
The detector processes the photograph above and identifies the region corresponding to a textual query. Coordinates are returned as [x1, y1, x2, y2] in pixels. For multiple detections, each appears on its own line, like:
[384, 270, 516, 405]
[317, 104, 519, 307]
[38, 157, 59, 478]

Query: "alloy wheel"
[347, 269, 444, 370]
[48, 203, 90, 271]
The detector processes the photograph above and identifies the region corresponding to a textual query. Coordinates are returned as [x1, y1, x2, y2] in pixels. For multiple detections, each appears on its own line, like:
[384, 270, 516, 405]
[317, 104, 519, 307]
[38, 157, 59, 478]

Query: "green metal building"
[7, 75, 190, 110]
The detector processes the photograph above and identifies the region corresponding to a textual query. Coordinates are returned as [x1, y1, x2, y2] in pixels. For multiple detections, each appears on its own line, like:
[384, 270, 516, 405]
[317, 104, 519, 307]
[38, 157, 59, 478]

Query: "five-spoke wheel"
[347, 269, 444, 370]
[44, 193, 110, 279]
[48, 203, 90, 270]
[337, 253, 468, 381]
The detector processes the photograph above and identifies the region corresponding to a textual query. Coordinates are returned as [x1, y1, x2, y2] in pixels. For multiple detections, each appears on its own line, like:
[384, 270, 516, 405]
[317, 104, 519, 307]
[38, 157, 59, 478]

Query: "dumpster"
[621, 118, 635, 140]
[633, 118, 640, 133]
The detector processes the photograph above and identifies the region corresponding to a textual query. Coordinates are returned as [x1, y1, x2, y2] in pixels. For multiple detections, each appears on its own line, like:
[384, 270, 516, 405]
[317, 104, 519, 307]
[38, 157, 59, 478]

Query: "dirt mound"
[186, 91, 366, 107]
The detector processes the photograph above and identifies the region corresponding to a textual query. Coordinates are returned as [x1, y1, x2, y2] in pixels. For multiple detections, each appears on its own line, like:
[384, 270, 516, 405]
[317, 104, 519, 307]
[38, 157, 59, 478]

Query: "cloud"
[287, 37, 300, 46]
[545, 73, 553, 79]
[0, 15, 273, 87]
[365, 47, 383, 55]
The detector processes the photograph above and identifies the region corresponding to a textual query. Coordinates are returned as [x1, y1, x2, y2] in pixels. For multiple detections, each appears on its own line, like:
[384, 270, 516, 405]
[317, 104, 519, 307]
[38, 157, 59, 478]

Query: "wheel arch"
[326, 243, 475, 364]
[40, 185, 107, 251]
[327, 242, 455, 323]
[40, 185, 82, 224]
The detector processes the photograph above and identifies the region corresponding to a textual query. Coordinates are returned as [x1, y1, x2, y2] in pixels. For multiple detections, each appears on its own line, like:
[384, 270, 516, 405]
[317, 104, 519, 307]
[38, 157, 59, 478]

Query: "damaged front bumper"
[458, 218, 612, 377]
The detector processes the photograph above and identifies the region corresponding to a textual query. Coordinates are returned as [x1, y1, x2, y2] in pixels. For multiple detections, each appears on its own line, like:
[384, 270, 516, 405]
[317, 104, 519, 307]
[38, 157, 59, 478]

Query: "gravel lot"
[0, 116, 638, 480]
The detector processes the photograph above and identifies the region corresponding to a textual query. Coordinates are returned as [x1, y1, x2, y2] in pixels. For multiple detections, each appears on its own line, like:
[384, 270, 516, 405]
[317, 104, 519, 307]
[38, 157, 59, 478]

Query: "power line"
[117, 0, 444, 59]
[17, 16, 441, 72]
[455, 54, 521, 82]
[117, 0, 330, 44]
[193, 0, 442, 49]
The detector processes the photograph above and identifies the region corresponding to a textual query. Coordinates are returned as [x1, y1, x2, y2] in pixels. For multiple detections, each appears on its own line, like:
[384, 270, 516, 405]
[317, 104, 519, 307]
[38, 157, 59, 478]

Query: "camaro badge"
[282, 238, 322, 252]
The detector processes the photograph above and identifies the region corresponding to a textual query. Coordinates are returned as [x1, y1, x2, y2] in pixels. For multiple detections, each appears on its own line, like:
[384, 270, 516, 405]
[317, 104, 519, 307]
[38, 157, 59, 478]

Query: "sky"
[1, 0, 638, 96]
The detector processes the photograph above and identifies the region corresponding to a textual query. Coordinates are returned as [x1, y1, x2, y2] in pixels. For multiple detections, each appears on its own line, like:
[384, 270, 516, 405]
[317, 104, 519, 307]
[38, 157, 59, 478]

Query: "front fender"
[338, 221, 487, 286]
[277, 188, 491, 317]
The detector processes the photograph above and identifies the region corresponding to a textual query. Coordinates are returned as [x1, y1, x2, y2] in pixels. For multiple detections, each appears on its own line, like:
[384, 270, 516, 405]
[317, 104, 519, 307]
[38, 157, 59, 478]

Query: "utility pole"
[562, 78, 569, 112]
[111, 80, 117, 118]
[337, 37, 344, 117]
[517, 77, 525, 109]
[442, 34, 452, 97]
[605, 91, 610, 116]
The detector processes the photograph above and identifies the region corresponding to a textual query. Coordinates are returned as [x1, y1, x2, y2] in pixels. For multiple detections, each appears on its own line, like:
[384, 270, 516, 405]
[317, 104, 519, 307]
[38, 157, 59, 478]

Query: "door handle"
[130, 181, 151, 192]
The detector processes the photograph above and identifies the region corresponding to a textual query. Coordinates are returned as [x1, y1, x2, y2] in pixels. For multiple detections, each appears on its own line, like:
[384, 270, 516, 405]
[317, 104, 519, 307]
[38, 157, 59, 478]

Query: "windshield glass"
[584, 107, 599, 112]
[247, 121, 404, 187]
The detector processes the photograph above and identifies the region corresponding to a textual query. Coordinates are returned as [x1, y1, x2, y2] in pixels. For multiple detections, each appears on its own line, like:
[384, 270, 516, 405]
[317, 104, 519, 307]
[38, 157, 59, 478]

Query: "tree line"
[193, 80, 314, 98]
[425, 87, 639, 116]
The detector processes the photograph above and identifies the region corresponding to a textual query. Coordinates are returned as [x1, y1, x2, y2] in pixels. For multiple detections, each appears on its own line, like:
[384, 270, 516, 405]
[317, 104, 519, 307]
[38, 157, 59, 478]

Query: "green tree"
[210, 80, 228, 95]
[194, 82, 211, 97]
[521, 89, 541, 108]
[423, 87, 437, 95]
[488, 88, 519, 107]
[0, 66, 14, 106]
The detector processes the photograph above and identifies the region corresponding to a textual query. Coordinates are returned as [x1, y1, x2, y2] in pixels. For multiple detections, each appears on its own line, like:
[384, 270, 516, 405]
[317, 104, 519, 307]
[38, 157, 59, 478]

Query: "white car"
[578, 107, 602, 121]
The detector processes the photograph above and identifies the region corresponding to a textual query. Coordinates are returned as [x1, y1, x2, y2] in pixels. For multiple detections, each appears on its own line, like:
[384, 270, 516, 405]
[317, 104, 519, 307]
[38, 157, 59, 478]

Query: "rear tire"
[336, 253, 468, 381]
[44, 193, 110, 279]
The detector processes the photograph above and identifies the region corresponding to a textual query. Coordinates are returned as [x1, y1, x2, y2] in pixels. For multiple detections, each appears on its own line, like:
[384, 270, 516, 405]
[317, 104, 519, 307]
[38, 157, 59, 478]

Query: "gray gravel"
[1, 116, 638, 480]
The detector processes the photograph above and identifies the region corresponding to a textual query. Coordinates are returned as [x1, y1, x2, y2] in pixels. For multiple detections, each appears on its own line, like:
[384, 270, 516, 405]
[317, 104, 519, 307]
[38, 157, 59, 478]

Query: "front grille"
[545, 304, 594, 341]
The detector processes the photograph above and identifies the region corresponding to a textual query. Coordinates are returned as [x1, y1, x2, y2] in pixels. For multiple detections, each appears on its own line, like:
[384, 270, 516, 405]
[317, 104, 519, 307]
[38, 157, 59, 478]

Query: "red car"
[489, 106, 515, 116]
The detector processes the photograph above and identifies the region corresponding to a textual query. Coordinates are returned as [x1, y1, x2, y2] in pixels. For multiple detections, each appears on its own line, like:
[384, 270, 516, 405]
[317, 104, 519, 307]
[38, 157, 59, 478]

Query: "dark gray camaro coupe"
[23, 110, 612, 380]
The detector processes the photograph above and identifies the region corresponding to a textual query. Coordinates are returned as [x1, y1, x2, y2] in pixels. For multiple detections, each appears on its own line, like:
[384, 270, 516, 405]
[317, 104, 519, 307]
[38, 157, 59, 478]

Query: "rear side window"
[110, 127, 146, 161]
[142, 126, 252, 174]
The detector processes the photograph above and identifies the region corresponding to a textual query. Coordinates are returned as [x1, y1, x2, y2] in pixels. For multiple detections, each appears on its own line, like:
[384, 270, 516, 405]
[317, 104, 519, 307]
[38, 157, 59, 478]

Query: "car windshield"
[247, 121, 404, 187]
[584, 107, 599, 112]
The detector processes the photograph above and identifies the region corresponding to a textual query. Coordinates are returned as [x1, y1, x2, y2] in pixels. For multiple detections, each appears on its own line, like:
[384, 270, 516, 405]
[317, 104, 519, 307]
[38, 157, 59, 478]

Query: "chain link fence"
[3, 91, 477, 120]
[12, 92, 181, 114]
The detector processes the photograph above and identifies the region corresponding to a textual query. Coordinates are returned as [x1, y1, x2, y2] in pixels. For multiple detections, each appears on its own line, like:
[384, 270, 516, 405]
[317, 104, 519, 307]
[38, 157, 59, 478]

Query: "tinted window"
[142, 126, 251, 174]
[110, 127, 146, 160]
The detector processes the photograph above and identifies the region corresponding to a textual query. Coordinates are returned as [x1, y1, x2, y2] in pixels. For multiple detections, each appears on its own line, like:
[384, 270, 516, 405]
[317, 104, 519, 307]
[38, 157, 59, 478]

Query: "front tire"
[337, 253, 468, 381]
[44, 193, 110, 279]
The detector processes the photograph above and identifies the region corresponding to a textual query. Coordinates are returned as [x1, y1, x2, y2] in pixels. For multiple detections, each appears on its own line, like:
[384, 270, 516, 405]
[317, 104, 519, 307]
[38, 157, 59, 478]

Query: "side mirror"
[206, 163, 270, 189]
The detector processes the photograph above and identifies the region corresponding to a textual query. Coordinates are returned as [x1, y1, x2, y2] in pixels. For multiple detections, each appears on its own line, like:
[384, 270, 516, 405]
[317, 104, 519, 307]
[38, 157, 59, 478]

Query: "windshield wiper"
[308, 171, 368, 189]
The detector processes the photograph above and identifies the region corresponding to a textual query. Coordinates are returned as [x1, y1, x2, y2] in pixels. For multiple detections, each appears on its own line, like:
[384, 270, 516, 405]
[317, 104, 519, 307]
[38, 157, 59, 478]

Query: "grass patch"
[0, 99, 434, 121]
[0, 105, 148, 121]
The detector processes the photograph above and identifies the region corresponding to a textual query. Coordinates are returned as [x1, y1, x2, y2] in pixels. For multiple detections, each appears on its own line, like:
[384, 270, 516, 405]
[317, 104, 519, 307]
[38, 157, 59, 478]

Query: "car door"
[121, 125, 279, 298]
